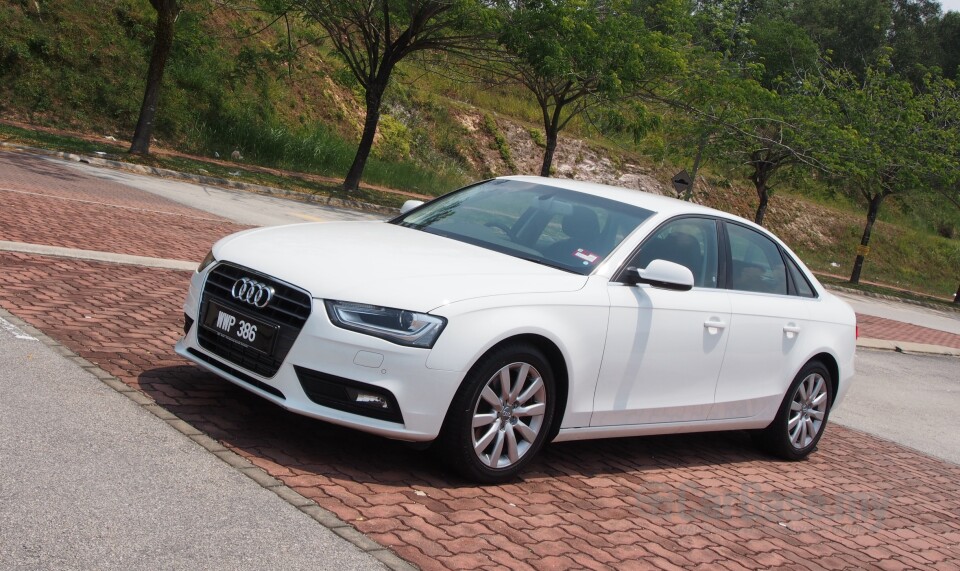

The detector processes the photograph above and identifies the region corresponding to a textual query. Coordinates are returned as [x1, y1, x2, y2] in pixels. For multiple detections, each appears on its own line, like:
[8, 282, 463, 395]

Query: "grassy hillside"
[1, 1, 957, 300]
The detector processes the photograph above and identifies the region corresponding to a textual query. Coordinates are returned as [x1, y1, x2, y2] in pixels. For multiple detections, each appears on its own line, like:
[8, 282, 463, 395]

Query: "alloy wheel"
[470, 361, 547, 469]
[787, 372, 828, 449]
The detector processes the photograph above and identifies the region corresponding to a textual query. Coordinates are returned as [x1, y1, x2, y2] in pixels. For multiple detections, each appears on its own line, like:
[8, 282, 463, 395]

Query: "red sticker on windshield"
[573, 249, 599, 264]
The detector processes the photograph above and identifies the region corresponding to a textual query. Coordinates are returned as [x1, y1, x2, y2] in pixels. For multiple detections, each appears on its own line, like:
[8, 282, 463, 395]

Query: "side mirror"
[400, 200, 424, 214]
[627, 259, 694, 291]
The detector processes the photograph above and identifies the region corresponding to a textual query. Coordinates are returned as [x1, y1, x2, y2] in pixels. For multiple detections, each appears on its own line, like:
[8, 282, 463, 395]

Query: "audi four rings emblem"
[231, 277, 275, 308]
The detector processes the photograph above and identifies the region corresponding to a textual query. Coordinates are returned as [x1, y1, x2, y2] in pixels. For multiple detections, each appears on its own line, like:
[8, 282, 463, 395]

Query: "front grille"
[197, 262, 312, 377]
[188, 348, 286, 400]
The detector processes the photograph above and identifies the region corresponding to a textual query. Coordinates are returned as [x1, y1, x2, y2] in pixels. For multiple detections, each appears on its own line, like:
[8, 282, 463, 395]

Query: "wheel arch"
[444, 333, 570, 440]
[808, 352, 839, 408]
[509, 333, 569, 441]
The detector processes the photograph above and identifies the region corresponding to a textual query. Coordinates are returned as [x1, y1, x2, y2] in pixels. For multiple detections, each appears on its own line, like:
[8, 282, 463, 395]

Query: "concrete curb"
[0, 240, 199, 271]
[823, 282, 960, 314]
[0, 142, 400, 217]
[0, 307, 417, 571]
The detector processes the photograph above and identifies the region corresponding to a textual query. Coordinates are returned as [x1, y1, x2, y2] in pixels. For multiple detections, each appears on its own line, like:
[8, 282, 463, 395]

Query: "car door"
[708, 221, 815, 420]
[592, 217, 731, 426]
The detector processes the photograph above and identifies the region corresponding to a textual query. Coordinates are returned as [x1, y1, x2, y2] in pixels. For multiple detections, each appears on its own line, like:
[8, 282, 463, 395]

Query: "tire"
[439, 343, 557, 484]
[757, 361, 833, 460]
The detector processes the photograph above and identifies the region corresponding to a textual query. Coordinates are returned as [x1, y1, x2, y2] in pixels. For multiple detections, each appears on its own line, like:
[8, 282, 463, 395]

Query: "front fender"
[426, 280, 610, 429]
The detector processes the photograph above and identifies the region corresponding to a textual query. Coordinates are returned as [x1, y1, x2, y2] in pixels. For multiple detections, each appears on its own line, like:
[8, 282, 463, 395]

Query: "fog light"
[295, 366, 404, 423]
[348, 389, 390, 409]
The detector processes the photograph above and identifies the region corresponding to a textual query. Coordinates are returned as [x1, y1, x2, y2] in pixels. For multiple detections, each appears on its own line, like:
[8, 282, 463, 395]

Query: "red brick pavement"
[0, 152, 249, 261]
[857, 314, 960, 350]
[2, 251, 960, 571]
[3, 153, 960, 570]
[0, 151, 209, 215]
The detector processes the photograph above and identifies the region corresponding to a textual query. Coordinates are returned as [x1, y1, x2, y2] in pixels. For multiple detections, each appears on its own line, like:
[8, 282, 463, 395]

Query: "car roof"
[500, 175, 730, 220]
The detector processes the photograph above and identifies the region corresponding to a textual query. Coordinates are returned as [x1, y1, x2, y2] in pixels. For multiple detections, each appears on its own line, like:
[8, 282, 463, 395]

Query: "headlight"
[197, 250, 217, 273]
[324, 300, 446, 348]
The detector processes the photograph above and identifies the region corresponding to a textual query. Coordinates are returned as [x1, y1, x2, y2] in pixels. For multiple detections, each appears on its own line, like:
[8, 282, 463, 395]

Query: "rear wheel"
[757, 361, 833, 460]
[440, 343, 556, 484]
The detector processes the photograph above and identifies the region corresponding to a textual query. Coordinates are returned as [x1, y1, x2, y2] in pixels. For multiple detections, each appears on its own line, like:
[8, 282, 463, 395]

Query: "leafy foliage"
[815, 54, 960, 282]
[295, 0, 491, 189]
[494, 0, 687, 175]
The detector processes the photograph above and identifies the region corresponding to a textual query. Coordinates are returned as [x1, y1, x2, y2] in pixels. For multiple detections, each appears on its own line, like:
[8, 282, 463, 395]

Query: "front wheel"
[439, 343, 556, 484]
[757, 361, 833, 461]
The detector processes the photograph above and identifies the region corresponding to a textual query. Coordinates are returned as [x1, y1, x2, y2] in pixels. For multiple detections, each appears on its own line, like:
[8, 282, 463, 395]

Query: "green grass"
[191, 116, 466, 196]
[0, 123, 128, 156]
[791, 216, 960, 301]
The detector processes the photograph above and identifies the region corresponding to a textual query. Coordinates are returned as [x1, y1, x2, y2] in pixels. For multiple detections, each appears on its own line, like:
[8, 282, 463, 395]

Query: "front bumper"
[176, 264, 464, 442]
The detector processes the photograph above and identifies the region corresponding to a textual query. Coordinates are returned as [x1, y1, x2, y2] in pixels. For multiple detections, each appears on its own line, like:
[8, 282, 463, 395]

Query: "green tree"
[661, 55, 837, 224]
[658, 49, 764, 200]
[747, 16, 819, 89]
[937, 10, 960, 79]
[737, 90, 839, 225]
[130, 0, 181, 154]
[496, 0, 686, 176]
[886, 0, 945, 85]
[775, 0, 955, 83]
[296, 0, 488, 191]
[654, 4, 822, 215]
[784, 0, 892, 78]
[821, 57, 957, 284]
[921, 70, 960, 302]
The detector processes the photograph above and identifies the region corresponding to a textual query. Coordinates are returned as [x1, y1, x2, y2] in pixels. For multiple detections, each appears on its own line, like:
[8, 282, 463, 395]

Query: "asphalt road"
[57, 156, 382, 226]
[831, 348, 960, 465]
[0, 315, 383, 571]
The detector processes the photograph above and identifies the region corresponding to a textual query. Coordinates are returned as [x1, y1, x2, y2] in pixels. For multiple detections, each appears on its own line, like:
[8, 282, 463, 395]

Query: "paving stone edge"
[0, 307, 417, 571]
[0, 142, 400, 217]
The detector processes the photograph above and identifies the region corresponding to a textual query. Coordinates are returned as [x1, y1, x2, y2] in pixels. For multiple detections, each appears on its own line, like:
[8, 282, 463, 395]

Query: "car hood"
[213, 221, 587, 312]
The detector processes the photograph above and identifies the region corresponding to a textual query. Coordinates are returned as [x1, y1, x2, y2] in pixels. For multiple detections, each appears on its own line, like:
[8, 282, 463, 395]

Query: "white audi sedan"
[175, 176, 856, 483]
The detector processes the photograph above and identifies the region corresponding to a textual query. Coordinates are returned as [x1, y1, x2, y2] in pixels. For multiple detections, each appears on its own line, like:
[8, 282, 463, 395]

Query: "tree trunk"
[129, 0, 178, 155]
[850, 193, 886, 284]
[540, 128, 558, 177]
[684, 132, 709, 201]
[749, 150, 775, 226]
[754, 186, 769, 225]
[343, 84, 386, 191]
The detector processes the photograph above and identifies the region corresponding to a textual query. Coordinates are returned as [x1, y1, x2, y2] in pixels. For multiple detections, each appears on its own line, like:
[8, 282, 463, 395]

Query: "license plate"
[201, 300, 278, 355]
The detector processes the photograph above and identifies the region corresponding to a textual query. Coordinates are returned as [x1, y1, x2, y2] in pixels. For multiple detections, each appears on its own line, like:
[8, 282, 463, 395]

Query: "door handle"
[704, 319, 727, 334]
[783, 324, 801, 338]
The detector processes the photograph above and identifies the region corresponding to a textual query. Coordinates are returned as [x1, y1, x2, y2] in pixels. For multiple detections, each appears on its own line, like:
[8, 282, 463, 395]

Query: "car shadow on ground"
[137, 364, 781, 489]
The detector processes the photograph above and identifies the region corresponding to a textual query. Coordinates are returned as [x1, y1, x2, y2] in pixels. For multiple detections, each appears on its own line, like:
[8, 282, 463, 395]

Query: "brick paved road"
[0, 152, 248, 261]
[2, 151, 960, 570]
[857, 314, 960, 350]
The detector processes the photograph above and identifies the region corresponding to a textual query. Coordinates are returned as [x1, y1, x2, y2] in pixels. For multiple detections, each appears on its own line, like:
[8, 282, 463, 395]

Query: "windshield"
[393, 179, 655, 275]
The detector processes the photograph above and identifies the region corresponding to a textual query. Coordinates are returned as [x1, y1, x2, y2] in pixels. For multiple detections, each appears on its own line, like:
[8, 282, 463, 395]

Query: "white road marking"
[290, 213, 329, 222]
[0, 316, 37, 341]
[0, 240, 198, 271]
